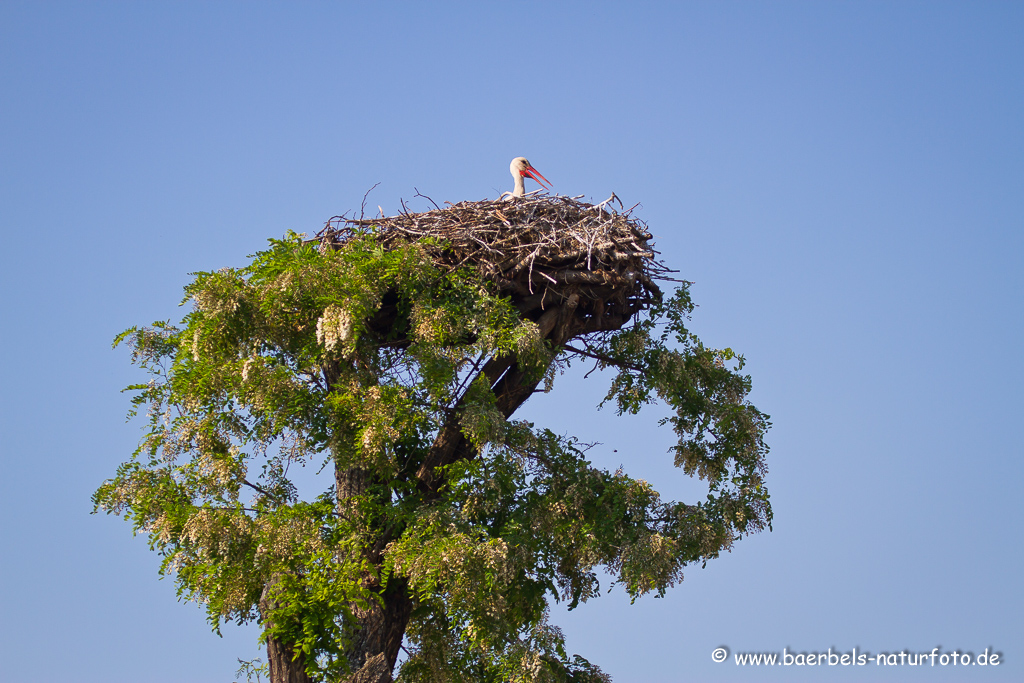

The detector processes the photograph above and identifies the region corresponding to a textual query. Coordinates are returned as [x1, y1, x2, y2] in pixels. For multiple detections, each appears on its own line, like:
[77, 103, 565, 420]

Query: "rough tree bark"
[261, 576, 316, 683]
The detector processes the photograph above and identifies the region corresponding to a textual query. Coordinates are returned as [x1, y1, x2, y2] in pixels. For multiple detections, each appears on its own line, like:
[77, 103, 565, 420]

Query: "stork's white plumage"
[504, 157, 551, 199]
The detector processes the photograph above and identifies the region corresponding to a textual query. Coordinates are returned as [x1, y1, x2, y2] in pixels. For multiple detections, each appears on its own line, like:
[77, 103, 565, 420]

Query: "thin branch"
[413, 187, 442, 211]
[450, 352, 489, 410]
[360, 182, 381, 221]
[561, 344, 644, 372]
[243, 478, 282, 503]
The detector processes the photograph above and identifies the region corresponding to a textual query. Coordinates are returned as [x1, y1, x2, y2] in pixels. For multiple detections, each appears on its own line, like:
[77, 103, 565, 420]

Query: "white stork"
[503, 157, 551, 199]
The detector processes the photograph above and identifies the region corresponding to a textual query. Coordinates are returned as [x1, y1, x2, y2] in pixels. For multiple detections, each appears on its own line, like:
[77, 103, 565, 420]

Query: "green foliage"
[236, 657, 269, 683]
[592, 288, 772, 538]
[94, 231, 771, 682]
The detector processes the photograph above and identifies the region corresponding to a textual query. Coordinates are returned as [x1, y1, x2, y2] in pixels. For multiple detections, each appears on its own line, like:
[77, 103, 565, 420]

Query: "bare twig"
[562, 343, 644, 373]
[360, 182, 381, 221]
[243, 478, 282, 504]
[413, 187, 442, 211]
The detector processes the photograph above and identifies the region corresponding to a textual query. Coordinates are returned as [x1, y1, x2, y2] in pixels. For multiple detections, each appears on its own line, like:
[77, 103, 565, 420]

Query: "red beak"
[521, 165, 551, 191]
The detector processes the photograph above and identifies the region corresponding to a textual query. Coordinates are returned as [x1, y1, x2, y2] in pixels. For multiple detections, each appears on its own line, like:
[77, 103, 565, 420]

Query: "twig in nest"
[414, 188, 442, 211]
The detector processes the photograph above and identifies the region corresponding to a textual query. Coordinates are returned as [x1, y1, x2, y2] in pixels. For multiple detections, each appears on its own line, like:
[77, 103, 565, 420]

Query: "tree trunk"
[260, 577, 315, 683]
[334, 464, 413, 683]
[345, 578, 413, 681]
[265, 632, 315, 683]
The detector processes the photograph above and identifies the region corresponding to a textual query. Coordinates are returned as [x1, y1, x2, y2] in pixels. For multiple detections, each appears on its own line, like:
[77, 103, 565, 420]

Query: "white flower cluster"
[459, 401, 506, 449]
[192, 276, 244, 316]
[143, 512, 174, 544]
[512, 321, 545, 360]
[241, 357, 256, 383]
[180, 508, 254, 561]
[359, 386, 401, 457]
[191, 327, 204, 361]
[254, 516, 324, 561]
[316, 304, 354, 353]
[413, 306, 453, 344]
[195, 446, 245, 490]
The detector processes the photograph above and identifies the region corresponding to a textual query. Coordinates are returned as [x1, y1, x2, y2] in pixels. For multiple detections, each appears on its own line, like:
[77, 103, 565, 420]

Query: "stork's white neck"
[512, 172, 526, 197]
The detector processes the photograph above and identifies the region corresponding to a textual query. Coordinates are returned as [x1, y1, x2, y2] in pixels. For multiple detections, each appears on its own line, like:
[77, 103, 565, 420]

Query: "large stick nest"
[317, 194, 674, 341]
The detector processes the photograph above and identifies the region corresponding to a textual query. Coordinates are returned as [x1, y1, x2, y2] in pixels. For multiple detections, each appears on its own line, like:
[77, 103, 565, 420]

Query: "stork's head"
[510, 157, 551, 191]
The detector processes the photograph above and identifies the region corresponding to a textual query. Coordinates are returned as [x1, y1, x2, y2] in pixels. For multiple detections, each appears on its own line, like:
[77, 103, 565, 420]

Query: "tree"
[94, 197, 771, 683]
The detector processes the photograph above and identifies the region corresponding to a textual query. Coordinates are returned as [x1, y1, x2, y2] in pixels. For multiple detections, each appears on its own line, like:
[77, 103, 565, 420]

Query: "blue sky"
[1, 2, 1021, 681]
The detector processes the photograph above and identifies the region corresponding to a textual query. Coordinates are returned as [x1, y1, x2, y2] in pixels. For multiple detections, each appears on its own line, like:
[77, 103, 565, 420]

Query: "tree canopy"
[94, 219, 771, 683]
